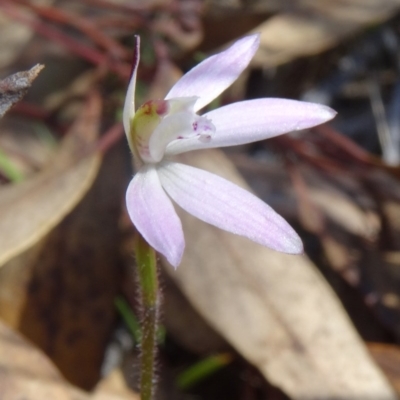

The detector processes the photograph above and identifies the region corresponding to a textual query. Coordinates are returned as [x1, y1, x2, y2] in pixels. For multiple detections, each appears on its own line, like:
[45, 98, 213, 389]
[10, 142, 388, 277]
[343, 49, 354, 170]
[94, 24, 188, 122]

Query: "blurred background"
[2, 0, 400, 399]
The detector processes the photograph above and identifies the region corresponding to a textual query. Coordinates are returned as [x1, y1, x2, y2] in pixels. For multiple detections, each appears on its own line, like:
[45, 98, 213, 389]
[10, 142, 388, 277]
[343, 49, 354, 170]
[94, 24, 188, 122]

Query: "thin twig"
[0, 2, 130, 79]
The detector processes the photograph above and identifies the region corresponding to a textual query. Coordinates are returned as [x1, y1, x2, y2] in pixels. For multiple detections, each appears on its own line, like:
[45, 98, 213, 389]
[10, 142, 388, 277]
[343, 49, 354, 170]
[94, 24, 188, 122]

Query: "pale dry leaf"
[383, 202, 400, 229]
[0, 64, 44, 118]
[70, 369, 140, 400]
[0, 0, 55, 69]
[0, 240, 47, 328]
[309, 188, 380, 240]
[251, 1, 400, 67]
[0, 319, 138, 400]
[219, 0, 400, 17]
[321, 236, 361, 286]
[205, 0, 400, 67]
[0, 92, 102, 268]
[14, 144, 126, 389]
[163, 149, 397, 400]
[0, 319, 71, 400]
[92, 369, 139, 400]
[292, 165, 380, 240]
[0, 12, 34, 69]
[252, 14, 342, 67]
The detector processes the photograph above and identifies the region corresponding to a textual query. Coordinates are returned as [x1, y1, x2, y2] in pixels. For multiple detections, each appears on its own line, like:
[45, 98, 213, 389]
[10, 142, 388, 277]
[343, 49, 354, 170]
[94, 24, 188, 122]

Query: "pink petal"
[165, 34, 260, 112]
[126, 165, 184, 268]
[166, 99, 337, 155]
[158, 162, 303, 254]
[123, 36, 140, 149]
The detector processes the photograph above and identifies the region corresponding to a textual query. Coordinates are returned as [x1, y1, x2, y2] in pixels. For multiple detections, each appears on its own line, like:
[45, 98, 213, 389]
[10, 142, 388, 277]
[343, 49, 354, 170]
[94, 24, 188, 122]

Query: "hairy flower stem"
[134, 233, 159, 400]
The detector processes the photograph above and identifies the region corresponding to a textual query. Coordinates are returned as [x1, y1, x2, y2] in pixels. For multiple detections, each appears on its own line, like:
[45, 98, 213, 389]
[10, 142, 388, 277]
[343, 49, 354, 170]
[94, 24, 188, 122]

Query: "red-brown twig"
[15, 0, 130, 60]
[96, 123, 124, 155]
[0, 2, 131, 79]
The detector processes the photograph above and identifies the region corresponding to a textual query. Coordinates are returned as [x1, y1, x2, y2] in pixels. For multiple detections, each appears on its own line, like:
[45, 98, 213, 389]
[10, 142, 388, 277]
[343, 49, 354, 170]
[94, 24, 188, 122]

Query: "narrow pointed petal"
[123, 36, 140, 150]
[158, 162, 303, 254]
[166, 99, 337, 155]
[126, 165, 184, 268]
[165, 34, 260, 112]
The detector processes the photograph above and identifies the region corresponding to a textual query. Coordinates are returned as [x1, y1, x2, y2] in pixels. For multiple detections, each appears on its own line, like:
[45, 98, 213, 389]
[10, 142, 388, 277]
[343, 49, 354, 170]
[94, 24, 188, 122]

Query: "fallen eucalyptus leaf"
[0, 319, 71, 400]
[205, 0, 400, 68]
[0, 319, 139, 400]
[310, 189, 379, 240]
[0, 91, 102, 268]
[163, 149, 397, 400]
[16, 143, 126, 389]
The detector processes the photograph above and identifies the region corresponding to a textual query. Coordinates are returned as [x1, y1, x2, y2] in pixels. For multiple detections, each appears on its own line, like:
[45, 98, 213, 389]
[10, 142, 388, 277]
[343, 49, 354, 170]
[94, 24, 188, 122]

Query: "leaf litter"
[1, 1, 400, 399]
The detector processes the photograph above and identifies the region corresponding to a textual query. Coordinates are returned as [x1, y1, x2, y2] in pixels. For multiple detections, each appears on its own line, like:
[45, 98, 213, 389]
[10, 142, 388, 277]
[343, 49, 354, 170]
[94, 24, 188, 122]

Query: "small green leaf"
[0, 148, 24, 182]
[114, 295, 165, 345]
[114, 296, 141, 343]
[176, 353, 233, 390]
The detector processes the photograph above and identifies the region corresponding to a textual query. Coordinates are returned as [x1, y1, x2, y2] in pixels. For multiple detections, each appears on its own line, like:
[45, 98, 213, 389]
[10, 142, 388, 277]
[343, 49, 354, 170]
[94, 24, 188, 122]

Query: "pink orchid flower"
[123, 34, 336, 268]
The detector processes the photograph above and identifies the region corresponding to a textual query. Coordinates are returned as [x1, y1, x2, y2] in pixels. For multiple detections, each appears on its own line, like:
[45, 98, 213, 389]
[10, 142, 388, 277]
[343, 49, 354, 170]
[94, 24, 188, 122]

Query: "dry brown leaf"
[0, 0, 56, 69]
[250, 13, 348, 67]
[163, 149, 397, 400]
[0, 64, 44, 118]
[0, 142, 127, 389]
[0, 12, 34, 69]
[0, 319, 71, 400]
[241, 0, 400, 18]
[92, 370, 138, 399]
[18, 144, 126, 389]
[205, 0, 400, 68]
[0, 92, 102, 268]
[309, 187, 380, 240]
[370, 343, 400, 396]
[292, 163, 380, 241]
[0, 241, 46, 328]
[0, 319, 139, 400]
[251, 1, 400, 67]
[321, 235, 361, 284]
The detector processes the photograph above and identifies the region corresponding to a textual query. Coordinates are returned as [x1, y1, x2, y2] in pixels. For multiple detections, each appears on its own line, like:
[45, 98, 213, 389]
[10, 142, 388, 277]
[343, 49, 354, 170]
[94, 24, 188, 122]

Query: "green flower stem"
[134, 233, 159, 400]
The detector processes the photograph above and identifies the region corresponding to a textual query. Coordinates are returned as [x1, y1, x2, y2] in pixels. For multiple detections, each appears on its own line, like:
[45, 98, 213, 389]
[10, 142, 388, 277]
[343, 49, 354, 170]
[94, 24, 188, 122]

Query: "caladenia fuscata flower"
[123, 34, 336, 268]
